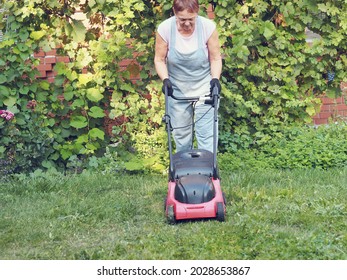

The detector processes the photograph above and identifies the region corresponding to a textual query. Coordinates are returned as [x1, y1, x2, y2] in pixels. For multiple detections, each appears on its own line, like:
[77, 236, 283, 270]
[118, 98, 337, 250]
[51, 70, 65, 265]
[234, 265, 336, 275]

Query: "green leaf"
[4, 96, 17, 107]
[71, 20, 86, 43]
[15, 115, 26, 125]
[0, 74, 7, 84]
[19, 86, 29, 95]
[40, 81, 50, 90]
[120, 83, 136, 93]
[60, 149, 73, 160]
[86, 142, 98, 151]
[66, 70, 78, 82]
[76, 134, 89, 144]
[0, 86, 10, 97]
[64, 91, 74, 101]
[86, 88, 104, 102]
[54, 62, 67, 75]
[71, 98, 85, 108]
[239, 4, 249, 15]
[88, 106, 105, 118]
[60, 129, 71, 138]
[306, 106, 317, 116]
[78, 73, 93, 86]
[19, 31, 29, 41]
[263, 22, 275, 39]
[7, 55, 17, 62]
[88, 0, 96, 8]
[42, 160, 55, 169]
[0, 146, 5, 155]
[30, 30, 46, 40]
[124, 158, 144, 171]
[89, 128, 105, 140]
[70, 116, 88, 129]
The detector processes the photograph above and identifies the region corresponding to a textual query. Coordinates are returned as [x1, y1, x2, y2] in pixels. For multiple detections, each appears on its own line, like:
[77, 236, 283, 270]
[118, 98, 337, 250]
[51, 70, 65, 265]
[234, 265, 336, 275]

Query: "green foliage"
[0, 110, 56, 173]
[0, 1, 60, 172]
[219, 122, 347, 170]
[213, 0, 347, 147]
[0, 0, 346, 173]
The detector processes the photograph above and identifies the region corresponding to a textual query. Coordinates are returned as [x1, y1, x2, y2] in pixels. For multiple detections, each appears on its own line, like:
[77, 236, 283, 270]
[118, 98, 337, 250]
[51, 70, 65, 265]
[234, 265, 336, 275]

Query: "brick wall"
[312, 82, 347, 125]
[34, 49, 70, 83]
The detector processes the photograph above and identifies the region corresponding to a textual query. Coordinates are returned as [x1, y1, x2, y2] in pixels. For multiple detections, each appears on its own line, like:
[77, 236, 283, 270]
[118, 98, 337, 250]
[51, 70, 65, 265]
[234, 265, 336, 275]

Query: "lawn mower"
[163, 83, 226, 223]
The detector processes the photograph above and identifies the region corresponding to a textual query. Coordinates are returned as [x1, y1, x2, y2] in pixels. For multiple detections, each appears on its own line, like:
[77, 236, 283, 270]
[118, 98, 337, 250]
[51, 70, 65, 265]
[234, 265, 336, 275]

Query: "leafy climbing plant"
[0, 0, 346, 174]
[211, 0, 347, 147]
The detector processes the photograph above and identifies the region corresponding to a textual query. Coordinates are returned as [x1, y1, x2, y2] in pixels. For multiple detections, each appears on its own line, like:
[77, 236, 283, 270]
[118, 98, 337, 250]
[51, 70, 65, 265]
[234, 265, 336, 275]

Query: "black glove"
[210, 78, 221, 94]
[162, 78, 173, 96]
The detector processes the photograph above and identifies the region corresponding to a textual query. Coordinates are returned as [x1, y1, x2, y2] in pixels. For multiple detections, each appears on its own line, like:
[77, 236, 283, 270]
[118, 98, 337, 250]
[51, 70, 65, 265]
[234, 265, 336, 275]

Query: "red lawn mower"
[163, 84, 226, 223]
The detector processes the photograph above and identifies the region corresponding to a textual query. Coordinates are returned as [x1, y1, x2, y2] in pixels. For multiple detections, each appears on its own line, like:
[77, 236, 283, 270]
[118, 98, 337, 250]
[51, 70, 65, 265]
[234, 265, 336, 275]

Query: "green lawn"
[0, 168, 346, 260]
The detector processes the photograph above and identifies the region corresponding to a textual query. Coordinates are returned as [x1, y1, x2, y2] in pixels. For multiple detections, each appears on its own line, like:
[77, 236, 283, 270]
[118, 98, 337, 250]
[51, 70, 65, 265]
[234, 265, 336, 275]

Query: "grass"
[0, 168, 346, 260]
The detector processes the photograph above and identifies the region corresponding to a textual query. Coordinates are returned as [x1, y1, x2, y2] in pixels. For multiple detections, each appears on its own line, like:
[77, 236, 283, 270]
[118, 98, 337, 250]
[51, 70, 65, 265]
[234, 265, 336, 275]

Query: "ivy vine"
[0, 0, 346, 173]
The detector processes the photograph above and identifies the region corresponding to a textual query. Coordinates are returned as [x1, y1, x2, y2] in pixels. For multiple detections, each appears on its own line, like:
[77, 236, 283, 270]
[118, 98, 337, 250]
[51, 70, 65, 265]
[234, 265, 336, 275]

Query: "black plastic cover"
[174, 174, 216, 204]
[171, 149, 214, 179]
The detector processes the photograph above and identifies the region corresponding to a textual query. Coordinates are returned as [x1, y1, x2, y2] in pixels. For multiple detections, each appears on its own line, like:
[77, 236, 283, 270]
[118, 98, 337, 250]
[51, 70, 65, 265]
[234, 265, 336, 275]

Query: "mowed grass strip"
[0, 168, 346, 260]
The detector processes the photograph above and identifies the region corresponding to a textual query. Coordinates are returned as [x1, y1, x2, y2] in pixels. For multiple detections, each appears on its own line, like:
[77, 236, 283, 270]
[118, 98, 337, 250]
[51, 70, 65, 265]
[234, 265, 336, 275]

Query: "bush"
[219, 122, 347, 170]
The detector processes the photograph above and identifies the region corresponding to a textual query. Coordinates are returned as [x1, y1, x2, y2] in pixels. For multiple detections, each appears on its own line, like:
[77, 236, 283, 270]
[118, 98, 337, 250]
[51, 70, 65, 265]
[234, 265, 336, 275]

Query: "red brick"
[318, 112, 333, 119]
[37, 70, 47, 78]
[34, 50, 45, 57]
[320, 104, 331, 112]
[37, 64, 52, 71]
[56, 56, 70, 63]
[45, 49, 57, 56]
[47, 77, 55, 83]
[332, 97, 343, 104]
[313, 118, 328, 125]
[44, 56, 57, 64]
[336, 104, 347, 111]
[321, 97, 335, 105]
[46, 71, 56, 78]
[119, 59, 133, 67]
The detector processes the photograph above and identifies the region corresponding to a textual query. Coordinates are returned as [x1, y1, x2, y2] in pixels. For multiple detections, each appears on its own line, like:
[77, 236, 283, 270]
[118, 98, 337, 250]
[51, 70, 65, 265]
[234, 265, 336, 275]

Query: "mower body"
[165, 149, 226, 222]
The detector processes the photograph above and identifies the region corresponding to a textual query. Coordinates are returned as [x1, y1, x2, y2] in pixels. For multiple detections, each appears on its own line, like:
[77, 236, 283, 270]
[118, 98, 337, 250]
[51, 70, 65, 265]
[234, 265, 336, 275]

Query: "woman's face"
[175, 9, 198, 34]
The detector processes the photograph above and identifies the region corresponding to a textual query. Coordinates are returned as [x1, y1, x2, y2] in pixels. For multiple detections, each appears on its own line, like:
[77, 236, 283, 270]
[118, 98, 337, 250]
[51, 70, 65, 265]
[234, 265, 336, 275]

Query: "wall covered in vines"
[0, 0, 346, 173]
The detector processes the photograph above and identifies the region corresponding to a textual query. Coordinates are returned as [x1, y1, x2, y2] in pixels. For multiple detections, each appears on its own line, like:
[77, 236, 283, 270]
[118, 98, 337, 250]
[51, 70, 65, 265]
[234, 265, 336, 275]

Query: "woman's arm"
[207, 29, 222, 79]
[154, 32, 169, 81]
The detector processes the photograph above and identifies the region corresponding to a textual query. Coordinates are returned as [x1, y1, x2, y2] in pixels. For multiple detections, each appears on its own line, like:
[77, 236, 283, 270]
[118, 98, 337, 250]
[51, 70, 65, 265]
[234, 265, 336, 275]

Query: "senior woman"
[154, 0, 222, 153]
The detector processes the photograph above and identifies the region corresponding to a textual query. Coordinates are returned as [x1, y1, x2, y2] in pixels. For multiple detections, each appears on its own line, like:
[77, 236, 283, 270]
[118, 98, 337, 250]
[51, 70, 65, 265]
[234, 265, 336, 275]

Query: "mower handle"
[164, 84, 220, 104]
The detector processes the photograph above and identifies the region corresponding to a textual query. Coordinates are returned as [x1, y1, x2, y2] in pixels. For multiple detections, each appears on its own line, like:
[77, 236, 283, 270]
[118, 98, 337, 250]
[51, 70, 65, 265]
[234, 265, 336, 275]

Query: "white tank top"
[157, 16, 216, 57]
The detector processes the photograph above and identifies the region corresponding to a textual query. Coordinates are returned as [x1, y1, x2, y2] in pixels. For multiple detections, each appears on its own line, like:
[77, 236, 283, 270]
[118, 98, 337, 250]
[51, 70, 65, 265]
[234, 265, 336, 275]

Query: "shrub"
[219, 122, 347, 171]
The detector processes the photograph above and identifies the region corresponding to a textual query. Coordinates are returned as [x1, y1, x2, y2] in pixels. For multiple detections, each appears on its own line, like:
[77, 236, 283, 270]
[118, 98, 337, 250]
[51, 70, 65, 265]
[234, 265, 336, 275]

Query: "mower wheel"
[223, 192, 227, 205]
[216, 202, 225, 222]
[167, 205, 176, 224]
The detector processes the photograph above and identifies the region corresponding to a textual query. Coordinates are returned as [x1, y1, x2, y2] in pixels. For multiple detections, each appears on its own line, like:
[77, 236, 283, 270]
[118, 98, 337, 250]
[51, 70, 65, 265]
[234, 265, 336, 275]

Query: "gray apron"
[167, 16, 211, 97]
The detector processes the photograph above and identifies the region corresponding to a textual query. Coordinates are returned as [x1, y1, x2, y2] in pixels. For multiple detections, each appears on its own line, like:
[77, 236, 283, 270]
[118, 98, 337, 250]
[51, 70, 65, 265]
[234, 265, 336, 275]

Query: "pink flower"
[0, 110, 14, 121]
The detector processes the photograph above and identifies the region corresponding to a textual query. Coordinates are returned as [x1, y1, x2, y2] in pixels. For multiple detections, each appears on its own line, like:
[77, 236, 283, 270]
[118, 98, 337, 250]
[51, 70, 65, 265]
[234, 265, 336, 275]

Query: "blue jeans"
[168, 99, 216, 153]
